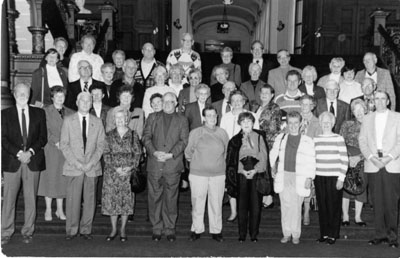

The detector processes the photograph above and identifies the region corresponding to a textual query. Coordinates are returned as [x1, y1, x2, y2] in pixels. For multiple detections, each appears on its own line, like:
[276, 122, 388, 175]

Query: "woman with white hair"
[316, 58, 345, 88]
[314, 111, 348, 245]
[210, 47, 242, 87]
[298, 65, 326, 100]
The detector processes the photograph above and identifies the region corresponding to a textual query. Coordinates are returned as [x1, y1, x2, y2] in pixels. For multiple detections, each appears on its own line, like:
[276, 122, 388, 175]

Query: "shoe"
[355, 221, 366, 227]
[316, 236, 328, 243]
[80, 234, 93, 240]
[152, 234, 161, 242]
[128, 214, 134, 222]
[238, 237, 245, 243]
[55, 210, 66, 221]
[388, 240, 399, 248]
[292, 238, 300, 244]
[341, 221, 350, 226]
[1, 236, 10, 245]
[22, 235, 33, 244]
[44, 210, 52, 221]
[226, 215, 237, 223]
[263, 202, 274, 209]
[120, 236, 127, 242]
[326, 238, 336, 245]
[188, 232, 201, 241]
[106, 233, 117, 241]
[65, 234, 77, 240]
[179, 187, 189, 192]
[303, 216, 310, 226]
[251, 238, 258, 243]
[211, 233, 224, 242]
[368, 238, 388, 245]
[280, 236, 291, 243]
[167, 234, 176, 242]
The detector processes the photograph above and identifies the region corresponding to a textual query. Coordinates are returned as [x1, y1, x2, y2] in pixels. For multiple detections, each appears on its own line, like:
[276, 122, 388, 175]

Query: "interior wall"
[269, 0, 296, 53]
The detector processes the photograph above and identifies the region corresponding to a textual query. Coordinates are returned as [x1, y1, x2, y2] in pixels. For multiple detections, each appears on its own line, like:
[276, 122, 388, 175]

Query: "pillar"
[370, 8, 390, 47]
[27, 0, 48, 54]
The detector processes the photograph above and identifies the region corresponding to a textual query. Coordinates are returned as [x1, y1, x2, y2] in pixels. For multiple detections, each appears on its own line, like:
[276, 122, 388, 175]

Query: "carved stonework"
[7, 3, 19, 54]
[28, 26, 48, 54]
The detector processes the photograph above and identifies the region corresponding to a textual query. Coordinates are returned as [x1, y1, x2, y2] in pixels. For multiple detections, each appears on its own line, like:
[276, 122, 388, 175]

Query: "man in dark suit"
[184, 84, 210, 131]
[243, 40, 275, 83]
[1, 82, 47, 245]
[60, 92, 105, 240]
[65, 60, 104, 110]
[314, 80, 351, 134]
[212, 81, 236, 125]
[143, 92, 189, 242]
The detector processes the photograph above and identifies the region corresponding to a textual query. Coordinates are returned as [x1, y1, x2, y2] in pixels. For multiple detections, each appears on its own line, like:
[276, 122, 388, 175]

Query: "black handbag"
[343, 160, 365, 195]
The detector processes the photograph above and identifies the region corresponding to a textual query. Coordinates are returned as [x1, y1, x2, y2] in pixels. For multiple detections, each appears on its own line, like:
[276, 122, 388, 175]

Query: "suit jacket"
[314, 98, 351, 134]
[1, 106, 47, 172]
[65, 78, 103, 110]
[298, 83, 326, 100]
[267, 65, 301, 96]
[90, 103, 110, 129]
[60, 113, 105, 177]
[240, 80, 267, 106]
[184, 101, 204, 131]
[355, 67, 396, 110]
[30, 66, 68, 106]
[143, 112, 189, 173]
[243, 58, 276, 83]
[359, 110, 400, 173]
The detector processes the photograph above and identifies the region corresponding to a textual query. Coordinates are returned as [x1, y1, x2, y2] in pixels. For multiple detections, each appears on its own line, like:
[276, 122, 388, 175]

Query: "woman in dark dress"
[102, 106, 142, 242]
[210, 65, 229, 102]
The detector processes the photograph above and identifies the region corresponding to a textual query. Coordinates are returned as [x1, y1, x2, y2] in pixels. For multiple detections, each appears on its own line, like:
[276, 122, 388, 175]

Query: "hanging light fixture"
[217, 2, 230, 33]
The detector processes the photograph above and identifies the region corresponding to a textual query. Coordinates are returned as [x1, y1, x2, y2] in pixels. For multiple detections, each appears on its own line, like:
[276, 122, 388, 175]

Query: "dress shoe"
[44, 210, 52, 221]
[280, 236, 291, 243]
[22, 235, 33, 244]
[341, 221, 350, 226]
[326, 238, 336, 245]
[368, 238, 388, 245]
[179, 187, 189, 192]
[388, 240, 399, 248]
[152, 234, 162, 241]
[354, 221, 366, 227]
[238, 238, 245, 243]
[292, 238, 300, 244]
[128, 214, 134, 222]
[55, 210, 66, 221]
[211, 233, 224, 242]
[251, 238, 258, 243]
[1, 236, 11, 245]
[80, 234, 93, 240]
[167, 234, 176, 242]
[120, 236, 128, 242]
[65, 234, 77, 240]
[316, 236, 328, 243]
[188, 232, 201, 241]
[106, 234, 117, 241]
[226, 215, 237, 223]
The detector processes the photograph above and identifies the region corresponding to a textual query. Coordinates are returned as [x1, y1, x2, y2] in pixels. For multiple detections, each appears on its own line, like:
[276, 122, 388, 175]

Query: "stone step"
[12, 191, 396, 241]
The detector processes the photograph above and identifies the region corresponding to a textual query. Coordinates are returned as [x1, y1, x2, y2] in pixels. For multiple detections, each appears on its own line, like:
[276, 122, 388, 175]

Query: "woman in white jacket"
[270, 111, 316, 245]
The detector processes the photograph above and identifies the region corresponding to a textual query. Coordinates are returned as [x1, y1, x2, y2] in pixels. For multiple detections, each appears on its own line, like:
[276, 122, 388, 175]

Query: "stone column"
[370, 8, 390, 47]
[27, 0, 48, 54]
[7, 0, 19, 54]
[2, 0, 14, 109]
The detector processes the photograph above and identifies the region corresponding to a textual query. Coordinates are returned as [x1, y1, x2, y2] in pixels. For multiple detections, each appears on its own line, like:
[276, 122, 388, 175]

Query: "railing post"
[370, 8, 390, 47]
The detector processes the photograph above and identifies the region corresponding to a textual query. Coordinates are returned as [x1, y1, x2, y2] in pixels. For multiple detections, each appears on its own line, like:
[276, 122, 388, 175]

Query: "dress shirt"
[141, 59, 155, 78]
[375, 109, 389, 150]
[305, 83, 315, 96]
[78, 112, 89, 136]
[16, 105, 29, 137]
[46, 64, 63, 87]
[365, 70, 378, 84]
[92, 102, 102, 118]
[80, 78, 93, 92]
[326, 99, 337, 116]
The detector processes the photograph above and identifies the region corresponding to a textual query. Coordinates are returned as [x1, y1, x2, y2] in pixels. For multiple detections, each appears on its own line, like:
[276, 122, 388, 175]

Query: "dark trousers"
[314, 176, 342, 239]
[147, 170, 180, 235]
[368, 168, 400, 241]
[237, 175, 262, 240]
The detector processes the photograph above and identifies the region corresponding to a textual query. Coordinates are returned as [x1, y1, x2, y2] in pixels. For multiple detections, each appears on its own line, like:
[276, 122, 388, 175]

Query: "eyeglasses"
[79, 66, 91, 70]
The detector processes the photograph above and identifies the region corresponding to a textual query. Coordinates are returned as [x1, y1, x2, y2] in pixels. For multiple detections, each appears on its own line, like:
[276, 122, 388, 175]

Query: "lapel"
[11, 106, 23, 142]
[376, 68, 383, 84]
[49, 105, 63, 123]
[166, 113, 178, 140]
[27, 106, 35, 141]
[71, 113, 84, 143]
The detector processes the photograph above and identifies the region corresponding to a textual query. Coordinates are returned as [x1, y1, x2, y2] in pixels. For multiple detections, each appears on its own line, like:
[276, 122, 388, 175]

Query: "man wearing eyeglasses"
[134, 42, 165, 89]
[66, 60, 104, 110]
[314, 80, 351, 134]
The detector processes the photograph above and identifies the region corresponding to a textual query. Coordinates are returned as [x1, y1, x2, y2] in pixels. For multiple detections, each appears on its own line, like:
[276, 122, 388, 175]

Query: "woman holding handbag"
[270, 111, 316, 245]
[30, 48, 68, 107]
[102, 107, 142, 242]
[339, 99, 368, 227]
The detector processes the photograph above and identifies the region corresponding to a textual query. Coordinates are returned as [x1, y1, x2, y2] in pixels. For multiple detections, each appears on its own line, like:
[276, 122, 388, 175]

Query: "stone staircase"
[12, 189, 385, 241]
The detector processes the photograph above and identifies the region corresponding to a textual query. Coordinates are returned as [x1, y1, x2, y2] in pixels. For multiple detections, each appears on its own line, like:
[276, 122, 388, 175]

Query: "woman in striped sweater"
[314, 111, 348, 245]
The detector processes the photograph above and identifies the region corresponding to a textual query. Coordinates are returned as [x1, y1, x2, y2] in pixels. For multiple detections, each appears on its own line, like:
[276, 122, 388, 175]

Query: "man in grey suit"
[355, 52, 396, 110]
[60, 92, 105, 240]
[359, 90, 400, 248]
[143, 92, 189, 242]
[1, 82, 47, 245]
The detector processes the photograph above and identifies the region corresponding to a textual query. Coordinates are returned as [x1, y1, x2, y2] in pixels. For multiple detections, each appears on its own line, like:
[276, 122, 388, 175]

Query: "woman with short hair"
[210, 47, 241, 87]
[210, 66, 229, 102]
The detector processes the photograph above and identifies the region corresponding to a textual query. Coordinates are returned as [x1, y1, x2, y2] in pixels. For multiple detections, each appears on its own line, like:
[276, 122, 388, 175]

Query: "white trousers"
[189, 174, 225, 234]
[279, 172, 304, 238]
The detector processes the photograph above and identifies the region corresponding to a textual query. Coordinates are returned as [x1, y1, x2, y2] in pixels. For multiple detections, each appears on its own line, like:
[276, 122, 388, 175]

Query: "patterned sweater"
[314, 134, 348, 181]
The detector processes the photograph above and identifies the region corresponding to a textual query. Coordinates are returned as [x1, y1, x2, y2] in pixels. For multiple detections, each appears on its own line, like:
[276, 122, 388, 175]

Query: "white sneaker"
[280, 236, 291, 243]
[292, 237, 300, 244]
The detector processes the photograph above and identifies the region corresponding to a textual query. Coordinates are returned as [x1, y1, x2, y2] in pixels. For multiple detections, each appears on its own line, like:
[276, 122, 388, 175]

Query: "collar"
[366, 68, 377, 76]
[80, 77, 93, 85]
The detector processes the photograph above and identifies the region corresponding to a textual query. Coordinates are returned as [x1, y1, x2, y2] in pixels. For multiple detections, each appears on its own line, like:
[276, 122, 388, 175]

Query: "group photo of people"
[2, 30, 400, 255]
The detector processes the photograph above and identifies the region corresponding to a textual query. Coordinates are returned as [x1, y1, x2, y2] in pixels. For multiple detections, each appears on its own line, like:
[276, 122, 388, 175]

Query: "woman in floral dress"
[102, 106, 142, 242]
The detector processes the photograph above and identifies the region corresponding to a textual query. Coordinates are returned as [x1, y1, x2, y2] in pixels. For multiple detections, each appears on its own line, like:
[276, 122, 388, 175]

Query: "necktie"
[256, 60, 259, 64]
[21, 108, 28, 150]
[84, 82, 89, 92]
[225, 103, 231, 113]
[57, 108, 64, 119]
[330, 102, 335, 115]
[82, 116, 87, 153]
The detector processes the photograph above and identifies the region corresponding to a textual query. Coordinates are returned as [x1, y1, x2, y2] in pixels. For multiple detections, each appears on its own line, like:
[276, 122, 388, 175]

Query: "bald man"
[134, 42, 165, 89]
